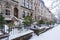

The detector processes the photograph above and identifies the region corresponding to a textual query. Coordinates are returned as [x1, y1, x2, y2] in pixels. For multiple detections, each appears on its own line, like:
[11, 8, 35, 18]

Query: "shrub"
[46, 21, 53, 25]
[0, 13, 6, 29]
[23, 15, 33, 27]
[38, 20, 45, 24]
[8, 22, 14, 28]
[8, 21, 15, 32]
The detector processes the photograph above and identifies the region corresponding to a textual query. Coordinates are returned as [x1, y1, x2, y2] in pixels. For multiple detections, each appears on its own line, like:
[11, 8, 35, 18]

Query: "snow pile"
[30, 24, 60, 40]
[30, 24, 49, 29]
[18, 19, 24, 24]
[5, 18, 11, 20]
[0, 31, 3, 35]
[33, 22, 37, 24]
[5, 25, 9, 33]
[14, 21, 20, 26]
[13, 16, 23, 23]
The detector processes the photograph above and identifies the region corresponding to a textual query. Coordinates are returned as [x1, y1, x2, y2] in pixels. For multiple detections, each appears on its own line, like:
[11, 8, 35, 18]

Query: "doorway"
[14, 7, 18, 18]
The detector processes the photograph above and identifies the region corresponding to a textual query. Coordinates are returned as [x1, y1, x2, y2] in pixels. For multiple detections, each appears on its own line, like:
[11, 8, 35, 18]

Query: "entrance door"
[14, 7, 18, 18]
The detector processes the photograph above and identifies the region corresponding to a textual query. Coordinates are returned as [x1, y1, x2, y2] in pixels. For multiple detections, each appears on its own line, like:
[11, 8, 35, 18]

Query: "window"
[29, 2, 32, 9]
[40, 3, 43, 9]
[27, 13, 29, 16]
[38, 16, 40, 19]
[32, 3, 35, 10]
[6, 9, 10, 15]
[40, 9, 43, 15]
[23, 11, 25, 18]
[31, 2, 32, 9]
[35, 7, 36, 11]
[31, 12, 33, 16]
[31, 13, 32, 16]
[21, 0, 25, 6]
[0, 3, 1, 13]
[35, 16, 36, 19]
[25, 0, 28, 8]
[25, 11, 27, 16]
[6, 2, 10, 8]
[21, 0, 32, 9]
[38, 8, 40, 12]
[5, 2, 11, 15]
[44, 10, 46, 13]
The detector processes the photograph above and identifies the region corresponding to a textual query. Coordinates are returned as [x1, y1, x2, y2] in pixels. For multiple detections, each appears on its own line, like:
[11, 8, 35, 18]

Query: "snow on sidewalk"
[29, 24, 60, 40]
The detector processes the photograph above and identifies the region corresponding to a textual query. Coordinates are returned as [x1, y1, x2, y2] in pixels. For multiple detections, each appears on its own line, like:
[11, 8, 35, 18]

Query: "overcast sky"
[43, 0, 60, 18]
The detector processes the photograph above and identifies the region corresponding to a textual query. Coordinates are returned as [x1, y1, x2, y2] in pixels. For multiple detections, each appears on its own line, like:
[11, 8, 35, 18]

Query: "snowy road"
[29, 24, 60, 40]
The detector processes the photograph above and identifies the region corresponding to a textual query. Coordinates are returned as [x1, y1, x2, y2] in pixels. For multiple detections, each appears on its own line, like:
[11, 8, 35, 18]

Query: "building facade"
[0, 0, 35, 20]
[0, 0, 19, 20]
[0, 0, 56, 22]
[39, 0, 56, 22]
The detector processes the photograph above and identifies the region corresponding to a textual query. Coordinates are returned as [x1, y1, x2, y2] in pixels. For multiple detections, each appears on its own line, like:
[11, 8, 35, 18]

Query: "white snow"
[18, 19, 24, 24]
[31, 24, 50, 29]
[9, 29, 33, 40]
[14, 21, 20, 26]
[30, 24, 60, 40]
[1, 29, 33, 40]
[1, 25, 33, 40]
[5, 25, 9, 33]
[13, 16, 24, 25]
[0, 25, 8, 35]
[33, 22, 37, 24]
[0, 31, 3, 35]
[5, 18, 12, 20]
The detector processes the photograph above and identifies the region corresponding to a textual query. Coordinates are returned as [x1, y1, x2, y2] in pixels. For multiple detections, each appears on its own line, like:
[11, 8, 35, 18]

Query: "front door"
[14, 7, 18, 18]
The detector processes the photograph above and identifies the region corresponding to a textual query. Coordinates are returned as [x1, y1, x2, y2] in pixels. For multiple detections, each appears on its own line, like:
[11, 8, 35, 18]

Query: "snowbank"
[9, 30, 33, 40]
[0, 31, 3, 35]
